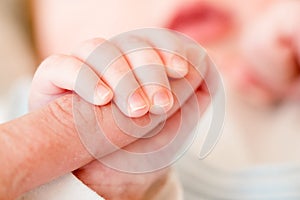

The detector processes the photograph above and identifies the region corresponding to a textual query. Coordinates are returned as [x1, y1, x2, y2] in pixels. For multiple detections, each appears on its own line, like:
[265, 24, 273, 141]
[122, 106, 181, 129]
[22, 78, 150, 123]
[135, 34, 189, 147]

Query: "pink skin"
[239, 1, 300, 102]
[28, 49, 208, 200]
[29, 37, 182, 117]
[0, 73, 209, 199]
[29, 0, 300, 198]
[29, 30, 207, 199]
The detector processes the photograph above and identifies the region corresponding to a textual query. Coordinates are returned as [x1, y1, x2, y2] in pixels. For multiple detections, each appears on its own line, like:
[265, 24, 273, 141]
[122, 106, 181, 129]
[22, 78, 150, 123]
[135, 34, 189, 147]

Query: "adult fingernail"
[128, 91, 149, 117]
[96, 84, 113, 104]
[171, 55, 188, 77]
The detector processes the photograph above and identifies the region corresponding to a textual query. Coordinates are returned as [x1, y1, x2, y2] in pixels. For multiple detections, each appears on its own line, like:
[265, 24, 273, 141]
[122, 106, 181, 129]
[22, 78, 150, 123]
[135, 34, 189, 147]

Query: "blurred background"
[0, 0, 34, 122]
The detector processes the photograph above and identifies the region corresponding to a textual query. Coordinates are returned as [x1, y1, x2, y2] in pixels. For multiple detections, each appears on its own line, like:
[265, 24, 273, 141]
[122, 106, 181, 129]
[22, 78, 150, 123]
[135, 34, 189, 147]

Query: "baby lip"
[165, 2, 232, 43]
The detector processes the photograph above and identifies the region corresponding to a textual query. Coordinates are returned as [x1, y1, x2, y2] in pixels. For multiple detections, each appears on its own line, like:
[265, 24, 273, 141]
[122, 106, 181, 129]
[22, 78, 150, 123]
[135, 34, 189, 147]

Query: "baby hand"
[30, 32, 191, 117]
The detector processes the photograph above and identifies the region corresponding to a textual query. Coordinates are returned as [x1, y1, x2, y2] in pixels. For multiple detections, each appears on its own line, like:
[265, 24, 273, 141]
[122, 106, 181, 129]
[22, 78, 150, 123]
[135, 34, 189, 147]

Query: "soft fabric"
[18, 174, 104, 200]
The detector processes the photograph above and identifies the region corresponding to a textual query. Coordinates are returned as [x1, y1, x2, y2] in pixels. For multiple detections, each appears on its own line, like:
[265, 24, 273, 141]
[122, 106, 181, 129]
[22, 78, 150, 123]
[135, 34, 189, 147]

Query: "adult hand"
[72, 63, 211, 199]
[0, 55, 211, 200]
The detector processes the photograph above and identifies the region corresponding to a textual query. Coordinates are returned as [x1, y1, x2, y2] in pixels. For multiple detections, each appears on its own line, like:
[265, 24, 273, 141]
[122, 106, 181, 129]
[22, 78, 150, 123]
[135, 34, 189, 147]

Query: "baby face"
[33, 0, 273, 56]
[33, 0, 279, 102]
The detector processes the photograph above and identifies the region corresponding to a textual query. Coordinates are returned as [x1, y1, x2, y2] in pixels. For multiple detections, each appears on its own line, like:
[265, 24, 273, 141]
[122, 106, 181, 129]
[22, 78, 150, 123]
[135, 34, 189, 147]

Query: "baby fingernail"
[153, 90, 173, 110]
[96, 84, 113, 104]
[171, 56, 188, 76]
[128, 91, 148, 116]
